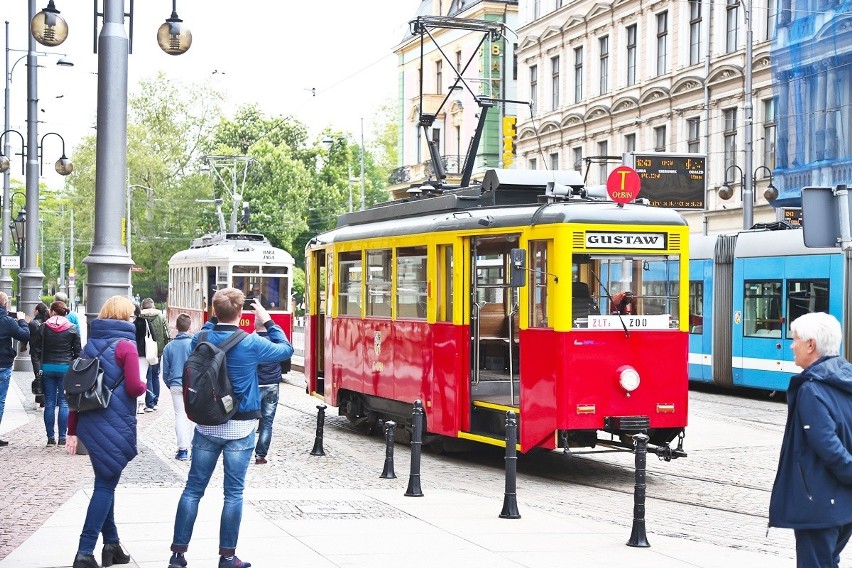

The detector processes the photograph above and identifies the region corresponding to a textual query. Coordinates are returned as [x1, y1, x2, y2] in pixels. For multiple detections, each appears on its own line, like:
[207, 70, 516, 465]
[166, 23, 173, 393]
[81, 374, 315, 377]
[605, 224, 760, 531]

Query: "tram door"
[307, 250, 327, 396]
[469, 236, 521, 407]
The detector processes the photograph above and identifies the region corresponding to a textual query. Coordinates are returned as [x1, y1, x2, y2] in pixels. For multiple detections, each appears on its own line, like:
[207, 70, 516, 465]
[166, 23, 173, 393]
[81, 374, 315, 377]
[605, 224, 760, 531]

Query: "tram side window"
[743, 280, 782, 337]
[338, 251, 362, 317]
[366, 249, 392, 317]
[437, 245, 453, 323]
[689, 281, 703, 333]
[530, 241, 549, 328]
[786, 279, 829, 335]
[397, 246, 427, 320]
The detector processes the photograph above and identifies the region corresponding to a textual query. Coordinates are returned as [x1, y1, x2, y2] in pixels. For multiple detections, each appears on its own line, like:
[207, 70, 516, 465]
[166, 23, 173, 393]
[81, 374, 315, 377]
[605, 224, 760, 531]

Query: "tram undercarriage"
[336, 389, 687, 459]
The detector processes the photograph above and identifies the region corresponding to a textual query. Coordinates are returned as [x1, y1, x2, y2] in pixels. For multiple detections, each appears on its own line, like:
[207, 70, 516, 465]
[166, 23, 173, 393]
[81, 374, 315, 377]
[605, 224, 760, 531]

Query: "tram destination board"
[625, 152, 706, 209]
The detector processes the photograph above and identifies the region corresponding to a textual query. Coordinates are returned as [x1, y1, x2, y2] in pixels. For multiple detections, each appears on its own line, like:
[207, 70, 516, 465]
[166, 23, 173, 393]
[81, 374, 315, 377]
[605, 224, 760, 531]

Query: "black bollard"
[380, 420, 397, 479]
[310, 404, 327, 456]
[499, 411, 521, 519]
[626, 432, 651, 547]
[404, 400, 424, 497]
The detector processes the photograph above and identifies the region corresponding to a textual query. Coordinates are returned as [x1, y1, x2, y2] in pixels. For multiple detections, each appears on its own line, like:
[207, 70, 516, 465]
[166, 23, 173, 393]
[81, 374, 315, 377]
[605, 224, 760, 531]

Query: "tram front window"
[233, 265, 290, 310]
[573, 254, 680, 329]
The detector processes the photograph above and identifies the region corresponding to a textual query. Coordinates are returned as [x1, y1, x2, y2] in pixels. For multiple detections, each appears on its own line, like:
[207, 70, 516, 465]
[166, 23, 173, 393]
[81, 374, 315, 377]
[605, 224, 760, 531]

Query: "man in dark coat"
[769, 312, 852, 567]
[0, 292, 30, 447]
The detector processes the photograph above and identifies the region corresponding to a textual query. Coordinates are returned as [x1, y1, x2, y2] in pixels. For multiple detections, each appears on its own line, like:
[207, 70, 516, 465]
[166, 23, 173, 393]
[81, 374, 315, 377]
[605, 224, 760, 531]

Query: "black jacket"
[0, 306, 30, 368]
[31, 315, 82, 375]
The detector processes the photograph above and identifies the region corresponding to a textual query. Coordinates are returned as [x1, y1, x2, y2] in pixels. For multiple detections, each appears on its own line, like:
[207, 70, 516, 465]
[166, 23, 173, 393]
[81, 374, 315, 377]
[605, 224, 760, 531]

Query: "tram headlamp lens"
[618, 366, 640, 392]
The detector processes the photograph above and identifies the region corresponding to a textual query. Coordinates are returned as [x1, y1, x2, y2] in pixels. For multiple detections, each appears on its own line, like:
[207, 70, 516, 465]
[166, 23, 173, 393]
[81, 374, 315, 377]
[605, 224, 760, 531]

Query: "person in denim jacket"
[168, 288, 293, 568]
[161, 313, 195, 461]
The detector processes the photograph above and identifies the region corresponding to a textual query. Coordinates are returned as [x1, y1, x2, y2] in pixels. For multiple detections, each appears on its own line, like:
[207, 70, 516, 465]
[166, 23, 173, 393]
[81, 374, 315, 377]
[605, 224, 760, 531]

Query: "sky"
[4, 0, 423, 189]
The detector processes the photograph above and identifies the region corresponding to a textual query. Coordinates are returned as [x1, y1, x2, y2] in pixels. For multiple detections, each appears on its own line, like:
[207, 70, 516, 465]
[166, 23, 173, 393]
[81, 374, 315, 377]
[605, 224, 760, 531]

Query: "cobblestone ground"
[0, 370, 828, 564]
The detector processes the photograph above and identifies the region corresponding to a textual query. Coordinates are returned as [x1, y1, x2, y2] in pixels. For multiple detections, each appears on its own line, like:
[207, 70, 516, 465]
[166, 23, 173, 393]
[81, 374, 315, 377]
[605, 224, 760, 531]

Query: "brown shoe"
[255, 457, 267, 465]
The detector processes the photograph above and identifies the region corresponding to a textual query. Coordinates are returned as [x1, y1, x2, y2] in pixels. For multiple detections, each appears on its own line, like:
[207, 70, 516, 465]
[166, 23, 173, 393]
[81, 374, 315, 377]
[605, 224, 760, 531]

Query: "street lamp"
[4, 21, 72, 300]
[754, 166, 778, 201]
[30, 1, 69, 48]
[719, 165, 777, 207]
[9, 207, 26, 309]
[33, 2, 189, 321]
[157, 0, 193, 55]
[39, 131, 73, 175]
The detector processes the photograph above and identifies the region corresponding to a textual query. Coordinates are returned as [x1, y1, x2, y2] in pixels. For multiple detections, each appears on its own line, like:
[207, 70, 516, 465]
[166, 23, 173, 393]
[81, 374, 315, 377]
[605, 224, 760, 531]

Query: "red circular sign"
[606, 166, 641, 204]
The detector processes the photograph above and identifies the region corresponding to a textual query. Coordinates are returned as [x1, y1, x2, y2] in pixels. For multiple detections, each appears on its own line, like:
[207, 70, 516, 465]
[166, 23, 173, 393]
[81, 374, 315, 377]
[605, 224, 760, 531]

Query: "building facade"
[391, 0, 519, 198]
[513, 0, 780, 234]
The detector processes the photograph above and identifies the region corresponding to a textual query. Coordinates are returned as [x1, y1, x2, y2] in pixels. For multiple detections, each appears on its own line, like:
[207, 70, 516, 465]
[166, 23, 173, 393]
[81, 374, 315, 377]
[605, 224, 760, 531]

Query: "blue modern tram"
[689, 227, 852, 391]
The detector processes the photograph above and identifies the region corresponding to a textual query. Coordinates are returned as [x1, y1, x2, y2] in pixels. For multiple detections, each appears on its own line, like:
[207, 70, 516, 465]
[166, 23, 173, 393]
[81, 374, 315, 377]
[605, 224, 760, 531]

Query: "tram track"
[282, 399, 774, 520]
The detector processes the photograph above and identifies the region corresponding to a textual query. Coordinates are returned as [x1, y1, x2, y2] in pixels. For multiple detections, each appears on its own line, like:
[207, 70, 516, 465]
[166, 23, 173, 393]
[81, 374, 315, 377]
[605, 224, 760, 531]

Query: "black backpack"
[183, 330, 247, 426]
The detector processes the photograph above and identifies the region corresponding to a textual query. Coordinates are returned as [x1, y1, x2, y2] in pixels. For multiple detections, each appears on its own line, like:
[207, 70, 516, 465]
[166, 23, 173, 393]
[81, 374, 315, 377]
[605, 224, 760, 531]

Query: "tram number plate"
[587, 315, 671, 330]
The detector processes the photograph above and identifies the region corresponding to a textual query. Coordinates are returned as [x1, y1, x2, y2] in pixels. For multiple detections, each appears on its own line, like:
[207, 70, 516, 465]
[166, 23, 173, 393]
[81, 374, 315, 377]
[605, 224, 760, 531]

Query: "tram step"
[470, 400, 521, 441]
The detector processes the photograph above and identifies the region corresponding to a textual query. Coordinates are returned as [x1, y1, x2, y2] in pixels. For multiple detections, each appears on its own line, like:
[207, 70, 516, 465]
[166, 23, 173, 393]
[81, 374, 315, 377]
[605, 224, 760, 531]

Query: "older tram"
[304, 170, 689, 456]
[167, 232, 295, 337]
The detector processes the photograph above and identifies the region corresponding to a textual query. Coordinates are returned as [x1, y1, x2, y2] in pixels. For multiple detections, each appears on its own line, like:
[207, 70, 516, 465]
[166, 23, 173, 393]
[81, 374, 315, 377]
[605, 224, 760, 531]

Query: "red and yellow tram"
[167, 232, 295, 337]
[304, 170, 689, 456]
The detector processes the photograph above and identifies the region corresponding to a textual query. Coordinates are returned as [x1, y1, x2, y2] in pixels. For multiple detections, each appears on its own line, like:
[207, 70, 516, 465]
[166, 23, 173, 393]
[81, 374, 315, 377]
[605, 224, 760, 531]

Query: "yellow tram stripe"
[457, 431, 521, 451]
[472, 400, 520, 413]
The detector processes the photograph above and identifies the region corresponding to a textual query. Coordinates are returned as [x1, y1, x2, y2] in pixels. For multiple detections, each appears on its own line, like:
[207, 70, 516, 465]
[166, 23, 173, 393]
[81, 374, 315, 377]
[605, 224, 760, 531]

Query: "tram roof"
[734, 227, 839, 258]
[169, 232, 295, 266]
[312, 199, 687, 245]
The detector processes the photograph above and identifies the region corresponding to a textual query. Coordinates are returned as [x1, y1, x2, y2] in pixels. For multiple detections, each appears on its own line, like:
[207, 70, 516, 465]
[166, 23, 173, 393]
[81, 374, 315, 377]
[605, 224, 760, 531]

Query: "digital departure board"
[625, 153, 706, 209]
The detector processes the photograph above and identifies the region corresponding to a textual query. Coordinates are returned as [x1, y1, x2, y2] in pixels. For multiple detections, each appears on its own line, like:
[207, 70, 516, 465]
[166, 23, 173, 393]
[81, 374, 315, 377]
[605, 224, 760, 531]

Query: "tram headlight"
[618, 366, 641, 392]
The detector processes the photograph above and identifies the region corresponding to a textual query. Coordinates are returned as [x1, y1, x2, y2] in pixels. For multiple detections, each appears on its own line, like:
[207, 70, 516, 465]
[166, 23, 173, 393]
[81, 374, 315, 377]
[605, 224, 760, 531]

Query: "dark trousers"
[146, 362, 161, 408]
[78, 471, 122, 554]
[794, 523, 852, 567]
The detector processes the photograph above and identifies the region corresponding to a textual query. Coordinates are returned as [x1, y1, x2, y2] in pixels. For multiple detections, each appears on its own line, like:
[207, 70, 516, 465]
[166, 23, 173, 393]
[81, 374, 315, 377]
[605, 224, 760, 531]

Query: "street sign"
[624, 152, 706, 209]
[1, 256, 20, 269]
[606, 166, 641, 204]
[130, 266, 144, 272]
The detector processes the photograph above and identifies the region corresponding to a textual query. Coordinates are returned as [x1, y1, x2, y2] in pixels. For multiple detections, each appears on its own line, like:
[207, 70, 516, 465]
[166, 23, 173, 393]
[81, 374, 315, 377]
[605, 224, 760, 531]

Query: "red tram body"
[305, 170, 689, 456]
[167, 232, 295, 338]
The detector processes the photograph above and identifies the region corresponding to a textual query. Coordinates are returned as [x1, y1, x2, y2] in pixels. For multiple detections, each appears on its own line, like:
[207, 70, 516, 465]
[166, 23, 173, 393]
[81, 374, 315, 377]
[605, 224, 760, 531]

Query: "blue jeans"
[0, 366, 10, 427]
[42, 371, 68, 440]
[146, 362, 160, 408]
[255, 385, 279, 459]
[171, 429, 254, 556]
[78, 471, 122, 554]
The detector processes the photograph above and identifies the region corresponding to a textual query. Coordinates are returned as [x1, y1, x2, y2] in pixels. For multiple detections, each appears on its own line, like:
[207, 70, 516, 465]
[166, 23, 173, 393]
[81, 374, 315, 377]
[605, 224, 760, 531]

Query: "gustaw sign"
[584, 232, 667, 250]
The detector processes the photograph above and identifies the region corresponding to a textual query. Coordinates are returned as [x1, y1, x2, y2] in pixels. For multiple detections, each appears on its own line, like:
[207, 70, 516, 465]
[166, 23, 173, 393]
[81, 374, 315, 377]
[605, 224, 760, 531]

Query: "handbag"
[64, 357, 124, 412]
[31, 373, 44, 395]
[144, 320, 159, 365]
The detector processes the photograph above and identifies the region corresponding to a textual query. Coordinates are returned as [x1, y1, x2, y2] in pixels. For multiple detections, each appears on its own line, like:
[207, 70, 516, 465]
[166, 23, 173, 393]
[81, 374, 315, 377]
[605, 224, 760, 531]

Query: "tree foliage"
[43, 76, 397, 302]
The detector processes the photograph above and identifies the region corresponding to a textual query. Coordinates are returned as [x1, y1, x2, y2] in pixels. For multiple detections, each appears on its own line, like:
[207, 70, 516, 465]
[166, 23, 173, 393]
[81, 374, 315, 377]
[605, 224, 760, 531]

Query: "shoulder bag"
[64, 356, 125, 412]
[144, 320, 159, 365]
